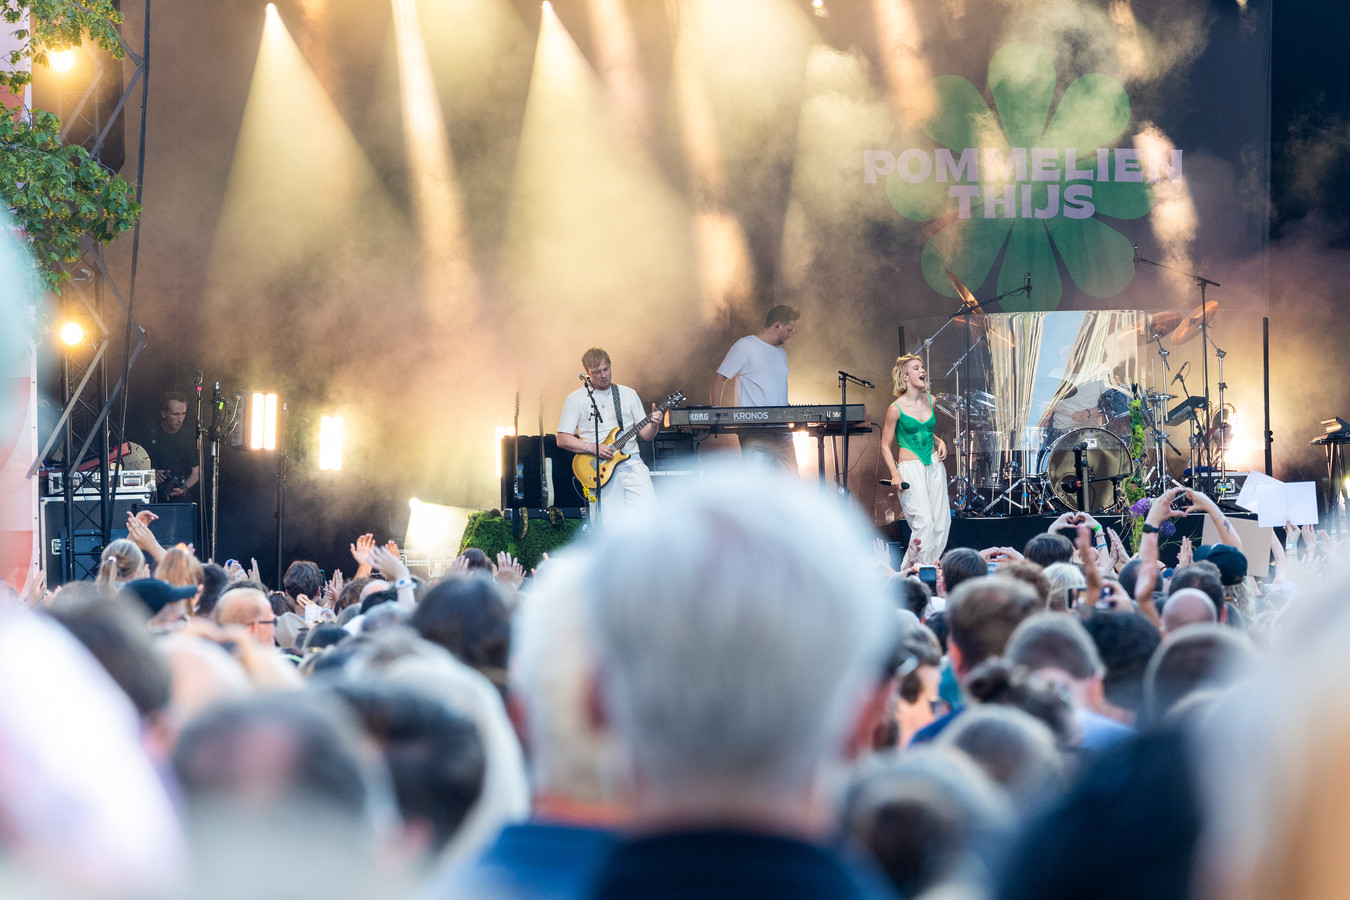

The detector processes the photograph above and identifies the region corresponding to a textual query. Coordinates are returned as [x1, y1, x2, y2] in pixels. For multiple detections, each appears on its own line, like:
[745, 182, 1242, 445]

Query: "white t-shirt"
[716, 335, 789, 406]
[559, 384, 648, 460]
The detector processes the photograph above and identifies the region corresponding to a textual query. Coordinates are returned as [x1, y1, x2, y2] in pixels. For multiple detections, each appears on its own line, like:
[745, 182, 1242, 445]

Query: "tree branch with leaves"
[0, 0, 140, 294]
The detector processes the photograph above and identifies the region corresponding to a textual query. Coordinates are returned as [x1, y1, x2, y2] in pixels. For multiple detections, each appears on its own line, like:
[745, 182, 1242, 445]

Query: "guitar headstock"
[660, 391, 686, 411]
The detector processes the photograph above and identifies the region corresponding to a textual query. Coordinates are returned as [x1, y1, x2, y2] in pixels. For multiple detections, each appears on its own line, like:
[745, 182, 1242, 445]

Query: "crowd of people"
[1, 466, 1347, 900]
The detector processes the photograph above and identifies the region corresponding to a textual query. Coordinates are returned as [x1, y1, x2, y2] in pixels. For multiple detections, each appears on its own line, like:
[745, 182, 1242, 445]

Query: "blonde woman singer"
[881, 354, 950, 564]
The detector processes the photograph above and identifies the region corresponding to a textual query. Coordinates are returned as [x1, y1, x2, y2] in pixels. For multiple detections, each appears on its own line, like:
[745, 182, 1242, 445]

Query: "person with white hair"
[578, 467, 901, 899]
[431, 556, 624, 899]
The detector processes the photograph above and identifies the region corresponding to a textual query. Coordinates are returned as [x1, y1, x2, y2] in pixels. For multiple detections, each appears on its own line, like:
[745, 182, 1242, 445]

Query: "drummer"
[1047, 361, 1131, 432]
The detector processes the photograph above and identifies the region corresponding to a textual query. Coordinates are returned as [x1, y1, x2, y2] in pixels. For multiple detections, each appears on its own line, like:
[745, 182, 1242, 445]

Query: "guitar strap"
[610, 384, 624, 432]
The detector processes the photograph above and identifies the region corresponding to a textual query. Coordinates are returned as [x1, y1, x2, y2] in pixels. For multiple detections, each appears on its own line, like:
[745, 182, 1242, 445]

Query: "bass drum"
[1041, 427, 1130, 512]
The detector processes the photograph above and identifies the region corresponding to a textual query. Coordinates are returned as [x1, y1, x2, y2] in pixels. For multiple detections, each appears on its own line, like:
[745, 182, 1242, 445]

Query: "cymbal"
[1172, 300, 1220, 345]
[1116, 311, 1183, 346]
[1143, 310, 1183, 341]
[945, 269, 984, 314]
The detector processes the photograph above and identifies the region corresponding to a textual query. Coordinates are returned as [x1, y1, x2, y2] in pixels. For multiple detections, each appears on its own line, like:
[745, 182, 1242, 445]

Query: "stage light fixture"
[248, 392, 279, 451]
[318, 415, 344, 470]
[792, 429, 815, 472]
[406, 498, 472, 552]
[58, 321, 85, 346]
[47, 49, 75, 71]
[494, 426, 516, 479]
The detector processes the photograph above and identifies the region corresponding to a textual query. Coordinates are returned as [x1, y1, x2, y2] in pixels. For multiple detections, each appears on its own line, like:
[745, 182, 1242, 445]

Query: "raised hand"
[249, 558, 263, 586]
[350, 533, 376, 567]
[370, 542, 410, 582]
[124, 512, 166, 561]
[20, 570, 48, 607]
[873, 538, 894, 572]
[1146, 487, 1189, 527]
[133, 509, 159, 527]
[1178, 535, 1194, 567]
[324, 569, 344, 606]
[530, 552, 551, 578]
[1107, 527, 1129, 567]
[494, 551, 525, 589]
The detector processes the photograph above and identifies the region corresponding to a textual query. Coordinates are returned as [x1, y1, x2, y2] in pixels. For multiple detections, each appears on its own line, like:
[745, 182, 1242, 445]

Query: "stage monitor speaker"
[42, 499, 199, 585]
[500, 435, 587, 510]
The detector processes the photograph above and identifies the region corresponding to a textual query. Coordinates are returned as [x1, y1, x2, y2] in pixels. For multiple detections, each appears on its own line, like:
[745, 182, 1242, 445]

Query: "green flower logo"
[883, 42, 1160, 311]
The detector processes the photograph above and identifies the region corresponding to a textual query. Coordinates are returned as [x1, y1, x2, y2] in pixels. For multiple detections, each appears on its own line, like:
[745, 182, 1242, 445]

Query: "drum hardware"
[1170, 300, 1221, 345]
[1210, 344, 1235, 500]
[914, 271, 988, 513]
[1136, 243, 1223, 499]
[944, 338, 986, 513]
[927, 270, 1029, 517]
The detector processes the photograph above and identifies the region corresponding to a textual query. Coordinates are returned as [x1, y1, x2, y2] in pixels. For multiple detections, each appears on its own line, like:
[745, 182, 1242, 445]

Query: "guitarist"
[557, 348, 661, 515]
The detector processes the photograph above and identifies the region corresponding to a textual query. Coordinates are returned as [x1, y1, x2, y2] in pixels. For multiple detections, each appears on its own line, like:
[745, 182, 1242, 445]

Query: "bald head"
[1162, 588, 1217, 634]
[215, 587, 277, 648]
[215, 587, 269, 625]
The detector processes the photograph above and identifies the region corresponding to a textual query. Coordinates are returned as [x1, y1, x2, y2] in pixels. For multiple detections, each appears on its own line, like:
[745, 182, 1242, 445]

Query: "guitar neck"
[614, 415, 654, 448]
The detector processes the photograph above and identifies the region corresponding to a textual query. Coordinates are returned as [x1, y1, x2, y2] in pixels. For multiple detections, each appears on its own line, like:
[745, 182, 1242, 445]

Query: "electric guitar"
[572, 391, 685, 498]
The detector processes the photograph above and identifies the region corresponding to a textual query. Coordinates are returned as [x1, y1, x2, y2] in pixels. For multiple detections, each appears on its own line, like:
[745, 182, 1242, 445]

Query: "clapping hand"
[873, 538, 894, 572]
[323, 569, 344, 606]
[1107, 527, 1130, 568]
[20, 570, 48, 607]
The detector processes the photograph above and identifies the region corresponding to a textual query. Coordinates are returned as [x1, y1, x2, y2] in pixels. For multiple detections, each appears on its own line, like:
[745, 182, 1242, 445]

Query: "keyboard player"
[709, 306, 801, 473]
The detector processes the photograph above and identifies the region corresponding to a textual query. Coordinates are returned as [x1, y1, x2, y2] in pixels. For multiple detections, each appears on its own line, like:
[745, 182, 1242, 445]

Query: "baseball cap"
[121, 578, 197, 616]
[1192, 544, 1248, 586]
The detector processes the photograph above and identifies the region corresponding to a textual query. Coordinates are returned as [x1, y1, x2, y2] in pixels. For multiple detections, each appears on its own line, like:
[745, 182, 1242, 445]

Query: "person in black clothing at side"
[145, 391, 199, 502]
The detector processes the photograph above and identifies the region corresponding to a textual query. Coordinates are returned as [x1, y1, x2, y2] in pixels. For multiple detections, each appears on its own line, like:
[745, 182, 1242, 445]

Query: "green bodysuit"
[893, 400, 936, 465]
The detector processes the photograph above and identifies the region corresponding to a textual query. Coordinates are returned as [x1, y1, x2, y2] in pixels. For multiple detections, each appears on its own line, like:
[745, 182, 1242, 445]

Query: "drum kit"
[925, 274, 1235, 517]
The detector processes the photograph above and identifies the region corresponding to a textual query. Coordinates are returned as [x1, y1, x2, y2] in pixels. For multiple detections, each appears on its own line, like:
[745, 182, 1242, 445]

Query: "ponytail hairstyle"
[96, 539, 145, 598]
[892, 354, 926, 398]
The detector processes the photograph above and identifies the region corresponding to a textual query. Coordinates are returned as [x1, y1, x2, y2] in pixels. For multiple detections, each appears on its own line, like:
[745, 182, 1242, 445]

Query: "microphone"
[1171, 361, 1190, 385]
[1024, 272, 1032, 296]
[1133, 242, 1140, 267]
[194, 370, 203, 392]
[578, 373, 590, 383]
[838, 370, 875, 388]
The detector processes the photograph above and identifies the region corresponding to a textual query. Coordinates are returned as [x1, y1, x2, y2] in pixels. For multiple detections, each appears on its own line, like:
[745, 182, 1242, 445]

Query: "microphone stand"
[207, 382, 225, 560]
[1133, 244, 1221, 495]
[583, 378, 603, 522]
[275, 402, 288, 588]
[946, 335, 987, 512]
[194, 371, 205, 553]
[837, 370, 873, 496]
[934, 280, 1027, 516]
